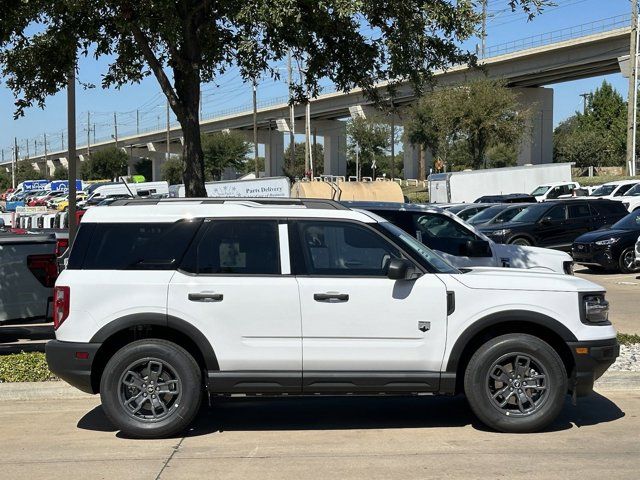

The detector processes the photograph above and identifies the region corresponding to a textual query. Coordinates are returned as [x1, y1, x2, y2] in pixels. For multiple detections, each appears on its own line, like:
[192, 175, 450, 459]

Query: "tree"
[161, 157, 184, 185]
[14, 161, 41, 184]
[202, 131, 250, 180]
[80, 148, 128, 180]
[407, 78, 530, 172]
[0, 171, 11, 190]
[52, 165, 69, 180]
[0, 1, 547, 196]
[134, 158, 153, 181]
[347, 116, 392, 179]
[283, 142, 324, 180]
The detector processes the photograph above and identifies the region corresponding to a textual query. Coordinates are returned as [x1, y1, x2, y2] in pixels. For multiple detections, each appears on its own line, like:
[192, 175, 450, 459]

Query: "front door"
[290, 220, 448, 393]
[168, 219, 301, 392]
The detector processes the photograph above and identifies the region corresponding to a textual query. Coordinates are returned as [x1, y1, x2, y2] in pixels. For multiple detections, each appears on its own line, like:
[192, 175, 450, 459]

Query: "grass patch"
[0, 352, 57, 383]
[575, 175, 635, 187]
[402, 185, 429, 203]
[617, 332, 640, 346]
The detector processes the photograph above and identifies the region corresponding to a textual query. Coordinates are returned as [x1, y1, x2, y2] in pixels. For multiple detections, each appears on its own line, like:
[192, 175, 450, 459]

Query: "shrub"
[0, 352, 57, 383]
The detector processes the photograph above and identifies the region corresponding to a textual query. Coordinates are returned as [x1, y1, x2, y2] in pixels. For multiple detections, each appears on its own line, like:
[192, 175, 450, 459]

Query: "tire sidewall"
[619, 247, 639, 274]
[100, 339, 202, 438]
[464, 334, 567, 433]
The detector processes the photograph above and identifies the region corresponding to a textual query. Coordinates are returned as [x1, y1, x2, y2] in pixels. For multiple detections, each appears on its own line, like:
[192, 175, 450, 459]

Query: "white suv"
[46, 198, 619, 438]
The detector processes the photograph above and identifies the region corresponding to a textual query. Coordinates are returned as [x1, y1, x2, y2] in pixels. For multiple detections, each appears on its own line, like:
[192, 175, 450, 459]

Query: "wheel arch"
[89, 313, 219, 393]
[444, 310, 576, 394]
[507, 234, 535, 246]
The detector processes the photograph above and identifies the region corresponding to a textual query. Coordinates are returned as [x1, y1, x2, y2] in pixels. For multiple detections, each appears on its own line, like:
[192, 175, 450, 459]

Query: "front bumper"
[572, 243, 618, 269]
[567, 338, 619, 397]
[45, 340, 102, 394]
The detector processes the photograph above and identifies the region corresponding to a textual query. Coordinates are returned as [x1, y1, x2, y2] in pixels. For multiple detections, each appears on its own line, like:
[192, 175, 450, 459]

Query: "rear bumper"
[45, 340, 101, 394]
[567, 338, 619, 397]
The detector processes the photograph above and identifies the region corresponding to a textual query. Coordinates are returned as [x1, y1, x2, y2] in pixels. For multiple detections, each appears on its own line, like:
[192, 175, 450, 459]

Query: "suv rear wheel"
[464, 333, 567, 433]
[100, 339, 202, 438]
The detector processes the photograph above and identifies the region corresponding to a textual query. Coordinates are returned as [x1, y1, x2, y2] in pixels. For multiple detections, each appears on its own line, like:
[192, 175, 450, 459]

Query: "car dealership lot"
[1, 388, 639, 480]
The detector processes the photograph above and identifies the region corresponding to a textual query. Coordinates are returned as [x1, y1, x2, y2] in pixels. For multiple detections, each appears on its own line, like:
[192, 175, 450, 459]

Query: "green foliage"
[617, 332, 640, 346]
[347, 116, 396, 178]
[133, 158, 152, 182]
[0, 0, 547, 196]
[407, 78, 530, 172]
[202, 131, 251, 180]
[283, 142, 324, 180]
[0, 352, 56, 383]
[0, 171, 12, 190]
[486, 144, 518, 168]
[554, 81, 627, 168]
[14, 161, 41, 184]
[80, 148, 128, 180]
[161, 157, 184, 185]
[52, 165, 69, 180]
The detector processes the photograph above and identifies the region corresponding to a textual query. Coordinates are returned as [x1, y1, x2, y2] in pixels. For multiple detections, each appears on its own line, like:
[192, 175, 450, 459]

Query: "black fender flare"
[90, 313, 219, 371]
[445, 310, 577, 373]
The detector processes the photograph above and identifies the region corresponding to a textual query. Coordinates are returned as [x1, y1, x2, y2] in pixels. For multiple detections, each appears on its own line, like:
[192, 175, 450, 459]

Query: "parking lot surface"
[1, 389, 639, 480]
[575, 268, 640, 334]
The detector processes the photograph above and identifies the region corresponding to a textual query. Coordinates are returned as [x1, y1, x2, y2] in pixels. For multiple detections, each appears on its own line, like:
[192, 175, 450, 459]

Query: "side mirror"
[540, 216, 553, 225]
[387, 258, 412, 280]
[463, 239, 492, 258]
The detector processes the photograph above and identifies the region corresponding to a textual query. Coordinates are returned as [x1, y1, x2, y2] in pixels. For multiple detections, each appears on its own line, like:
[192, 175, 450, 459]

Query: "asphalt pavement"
[1, 387, 638, 480]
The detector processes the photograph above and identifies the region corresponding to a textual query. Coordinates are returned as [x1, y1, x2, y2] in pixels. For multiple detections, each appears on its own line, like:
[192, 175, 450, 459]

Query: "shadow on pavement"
[77, 391, 624, 438]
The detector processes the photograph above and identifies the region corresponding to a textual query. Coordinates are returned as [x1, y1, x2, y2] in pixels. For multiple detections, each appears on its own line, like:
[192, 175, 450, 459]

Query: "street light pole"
[288, 51, 296, 167]
[166, 100, 170, 162]
[626, 0, 638, 176]
[67, 65, 78, 245]
[253, 80, 259, 177]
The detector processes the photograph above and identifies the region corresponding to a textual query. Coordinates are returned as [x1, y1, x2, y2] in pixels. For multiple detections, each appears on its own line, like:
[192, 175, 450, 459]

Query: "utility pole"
[113, 112, 119, 149]
[44, 133, 48, 163]
[12, 137, 18, 188]
[25, 139, 30, 159]
[136, 109, 140, 135]
[253, 80, 259, 177]
[87, 111, 91, 157]
[34, 139, 38, 157]
[627, 0, 639, 176]
[287, 50, 296, 167]
[67, 65, 78, 244]
[61, 130, 65, 150]
[481, 0, 487, 58]
[390, 99, 395, 180]
[579, 93, 592, 114]
[166, 100, 170, 162]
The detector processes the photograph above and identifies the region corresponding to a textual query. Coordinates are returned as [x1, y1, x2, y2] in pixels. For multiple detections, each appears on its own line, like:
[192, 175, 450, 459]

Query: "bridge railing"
[483, 14, 631, 59]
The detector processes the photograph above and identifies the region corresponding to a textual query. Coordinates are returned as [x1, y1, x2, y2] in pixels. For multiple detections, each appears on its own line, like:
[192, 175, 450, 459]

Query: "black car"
[467, 203, 532, 226]
[572, 210, 640, 273]
[479, 199, 629, 250]
[444, 203, 493, 222]
[475, 193, 537, 203]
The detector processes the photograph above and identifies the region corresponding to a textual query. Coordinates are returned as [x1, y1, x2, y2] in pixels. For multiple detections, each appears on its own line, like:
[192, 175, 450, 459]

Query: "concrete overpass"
[2, 15, 632, 180]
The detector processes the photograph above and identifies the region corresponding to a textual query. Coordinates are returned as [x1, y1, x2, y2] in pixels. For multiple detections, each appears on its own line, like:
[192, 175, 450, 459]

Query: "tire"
[618, 247, 640, 274]
[464, 333, 567, 433]
[100, 339, 202, 439]
[510, 237, 532, 247]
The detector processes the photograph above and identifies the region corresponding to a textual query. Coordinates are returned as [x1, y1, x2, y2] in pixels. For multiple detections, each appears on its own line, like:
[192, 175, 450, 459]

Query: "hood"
[575, 228, 638, 243]
[447, 267, 603, 293]
[479, 221, 525, 233]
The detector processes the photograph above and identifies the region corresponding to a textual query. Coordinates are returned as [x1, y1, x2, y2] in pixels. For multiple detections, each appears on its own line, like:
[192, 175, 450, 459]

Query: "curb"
[1, 371, 640, 401]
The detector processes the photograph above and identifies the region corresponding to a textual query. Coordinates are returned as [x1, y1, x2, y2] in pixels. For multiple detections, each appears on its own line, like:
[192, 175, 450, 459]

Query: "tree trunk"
[418, 146, 426, 181]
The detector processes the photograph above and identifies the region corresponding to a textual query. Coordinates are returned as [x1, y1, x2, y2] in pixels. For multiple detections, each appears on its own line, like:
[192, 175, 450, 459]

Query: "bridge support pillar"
[264, 130, 285, 177]
[323, 123, 347, 176]
[516, 87, 553, 165]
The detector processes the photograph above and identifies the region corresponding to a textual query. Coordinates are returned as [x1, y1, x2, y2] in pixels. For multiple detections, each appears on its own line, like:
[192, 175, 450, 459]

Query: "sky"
[0, 0, 634, 159]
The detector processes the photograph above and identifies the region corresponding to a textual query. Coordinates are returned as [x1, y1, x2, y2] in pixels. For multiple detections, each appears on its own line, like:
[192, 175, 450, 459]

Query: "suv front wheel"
[464, 333, 567, 433]
[100, 339, 202, 438]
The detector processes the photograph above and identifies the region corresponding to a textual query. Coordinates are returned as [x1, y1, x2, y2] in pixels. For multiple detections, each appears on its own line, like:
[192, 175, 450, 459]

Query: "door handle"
[314, 292, 349, 302]
[188, 292, 223, 302]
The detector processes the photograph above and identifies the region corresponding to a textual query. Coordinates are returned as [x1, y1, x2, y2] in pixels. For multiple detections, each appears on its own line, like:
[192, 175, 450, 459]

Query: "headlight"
[595, 238, 619, 246]
[492, 229, 511, 237]
[581, 293, 609, 324]
[563, 261, 575, 275]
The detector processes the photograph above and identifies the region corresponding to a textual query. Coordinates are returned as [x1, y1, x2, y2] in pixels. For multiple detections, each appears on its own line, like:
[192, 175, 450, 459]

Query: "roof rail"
[108, 197, 349, 210]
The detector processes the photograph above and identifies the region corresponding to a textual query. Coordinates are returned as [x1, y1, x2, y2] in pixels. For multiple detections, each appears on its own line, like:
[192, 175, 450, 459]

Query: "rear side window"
[592, 201, 629, 216]
[74, 221, 201, 270]
[183, 220, 280, 275]
[567, 203, 591, 219]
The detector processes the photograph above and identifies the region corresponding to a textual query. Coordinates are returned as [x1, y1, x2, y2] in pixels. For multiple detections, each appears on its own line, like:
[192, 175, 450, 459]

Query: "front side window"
[190, 220, 280, 275]
[296, 221, 401, 276]
[544, 205, 566, 222]
[614, 184, 636, 196]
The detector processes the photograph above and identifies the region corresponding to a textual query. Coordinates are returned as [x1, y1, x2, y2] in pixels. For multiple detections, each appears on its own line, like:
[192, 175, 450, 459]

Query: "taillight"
[56, 238, 70, 256]
[27, 253, 59, 288]
[53, 286, 70, 330]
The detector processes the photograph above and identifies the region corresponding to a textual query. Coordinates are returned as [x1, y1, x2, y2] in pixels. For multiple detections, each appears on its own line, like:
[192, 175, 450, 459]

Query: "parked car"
[635, 235, 640, 267]
[467, 204, 532, 227]
[572, 209, 640, 273]
[0, 188, 15, 201]
[56, 192, 89, 211]
[530, 181, 581, 202]
[479, 199, 629, 250]
[589, 180, 640, 200]
[614, 182, 640, 212]
[346, 201, 573, 274]
[475, 194, 537, 204]
[444, 203, 493, 222]
[46, 197, 618, 438]
[27, 190, 55, 207]
[30, 190, 66, 207]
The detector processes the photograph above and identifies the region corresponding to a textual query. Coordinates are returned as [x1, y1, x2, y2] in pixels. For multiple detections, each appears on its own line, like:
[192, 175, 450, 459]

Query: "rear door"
[291, 219, 448, 392]
[565, 202, 595, 241]
[535, 204, 567, 248]
[168, 219, 302, 390]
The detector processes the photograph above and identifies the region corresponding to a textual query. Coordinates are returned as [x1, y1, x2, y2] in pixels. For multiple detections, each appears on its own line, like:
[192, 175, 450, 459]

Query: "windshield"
[590, 185, 617, 196]
[531, 186, 550, 196]
[379, 221, 459, 274]
[611, 210, 640, 230]
[468, 205, 505, 225]
[508, 204, 548, 223]
[624, 183, 640, 197]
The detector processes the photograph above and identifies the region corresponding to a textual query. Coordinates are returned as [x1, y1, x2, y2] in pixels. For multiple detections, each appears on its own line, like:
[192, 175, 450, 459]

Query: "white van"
[83, 182, 169, 206]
